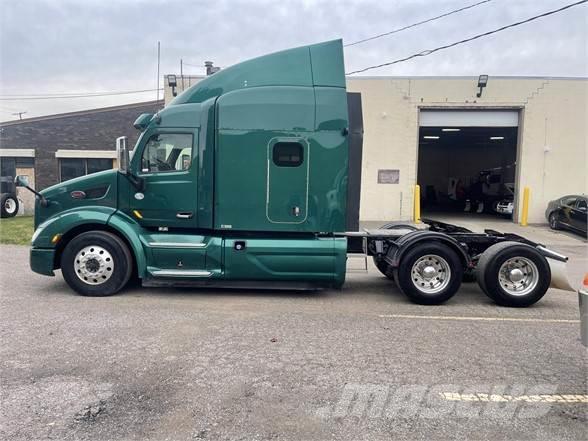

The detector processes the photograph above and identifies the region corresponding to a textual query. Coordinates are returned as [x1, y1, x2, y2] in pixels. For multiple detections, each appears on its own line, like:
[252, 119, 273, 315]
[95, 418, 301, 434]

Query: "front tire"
[394, 242, 463, 305]
[61, 231, 133, 296]
[476, 241, 550, 307]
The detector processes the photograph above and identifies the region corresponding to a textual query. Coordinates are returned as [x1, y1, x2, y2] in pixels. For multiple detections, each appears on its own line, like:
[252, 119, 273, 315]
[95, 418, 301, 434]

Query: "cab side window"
[141, 133, 193, 173]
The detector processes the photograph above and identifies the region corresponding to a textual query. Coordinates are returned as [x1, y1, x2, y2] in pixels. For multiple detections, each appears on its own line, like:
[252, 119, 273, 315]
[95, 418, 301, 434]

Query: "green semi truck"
[18, 39, 573, 306]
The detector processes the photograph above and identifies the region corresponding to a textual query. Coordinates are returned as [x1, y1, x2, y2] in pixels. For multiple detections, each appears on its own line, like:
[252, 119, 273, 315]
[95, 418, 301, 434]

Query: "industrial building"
[346, 76, 587, 225]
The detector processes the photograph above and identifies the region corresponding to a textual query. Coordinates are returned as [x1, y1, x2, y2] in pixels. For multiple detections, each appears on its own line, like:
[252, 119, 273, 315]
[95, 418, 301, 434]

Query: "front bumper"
[30, 247, 56, 276]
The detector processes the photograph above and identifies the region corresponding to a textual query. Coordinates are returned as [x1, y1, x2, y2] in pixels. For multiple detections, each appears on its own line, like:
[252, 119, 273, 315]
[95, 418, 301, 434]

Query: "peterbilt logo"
[70, 190, 86, 199]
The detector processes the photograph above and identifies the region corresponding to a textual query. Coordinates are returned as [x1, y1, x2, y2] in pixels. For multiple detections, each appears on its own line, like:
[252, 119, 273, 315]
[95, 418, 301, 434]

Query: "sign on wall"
[378, 169, 400, 184]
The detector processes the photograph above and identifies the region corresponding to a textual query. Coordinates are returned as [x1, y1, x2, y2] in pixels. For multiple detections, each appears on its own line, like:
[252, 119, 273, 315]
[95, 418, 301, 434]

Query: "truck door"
[130, 130, 198, 228]
[267, 138, 309, 224]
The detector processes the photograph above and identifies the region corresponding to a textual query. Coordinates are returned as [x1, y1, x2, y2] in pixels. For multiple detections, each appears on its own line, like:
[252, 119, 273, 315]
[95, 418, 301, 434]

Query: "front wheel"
[476, 241, 550, 307]
[394, 242, 463, 305]
[61, 231, 133, 296]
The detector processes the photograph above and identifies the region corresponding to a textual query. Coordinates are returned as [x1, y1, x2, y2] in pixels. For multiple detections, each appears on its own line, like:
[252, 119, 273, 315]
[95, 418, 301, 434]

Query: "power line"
[0, 88, 161, 101]
[347, 0, 587, 75]
[345, 0, 492, 47]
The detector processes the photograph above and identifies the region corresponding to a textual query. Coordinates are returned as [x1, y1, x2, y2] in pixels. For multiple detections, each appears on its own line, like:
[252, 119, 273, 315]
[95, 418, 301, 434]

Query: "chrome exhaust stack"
[537, 246, 575, 292]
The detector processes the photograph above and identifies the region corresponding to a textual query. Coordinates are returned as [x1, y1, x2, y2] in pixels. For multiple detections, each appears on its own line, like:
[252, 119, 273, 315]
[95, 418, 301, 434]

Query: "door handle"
[176, 212, 193, 219]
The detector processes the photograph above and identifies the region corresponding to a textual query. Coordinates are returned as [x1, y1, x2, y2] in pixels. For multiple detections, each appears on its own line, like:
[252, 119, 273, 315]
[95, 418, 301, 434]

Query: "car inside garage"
[417, 109, 519, 220]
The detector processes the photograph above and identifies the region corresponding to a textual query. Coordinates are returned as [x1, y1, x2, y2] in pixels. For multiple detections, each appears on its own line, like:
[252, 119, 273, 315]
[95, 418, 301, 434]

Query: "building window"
[0, 156, 35, 178]
[272, 142, 304, 167]
[59, 158, 113, 182]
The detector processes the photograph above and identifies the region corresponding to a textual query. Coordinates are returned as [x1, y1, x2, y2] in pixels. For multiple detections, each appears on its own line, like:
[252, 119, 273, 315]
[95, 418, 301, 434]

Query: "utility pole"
[180, 59, 184, 92]
[12, 111, 26, 120]
[156, 41, 161, 102]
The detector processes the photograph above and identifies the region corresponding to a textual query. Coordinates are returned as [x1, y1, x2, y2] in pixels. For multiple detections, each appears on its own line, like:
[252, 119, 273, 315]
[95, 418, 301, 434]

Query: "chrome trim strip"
[148, 242, 207, 249]
[150, 269, 212, 278]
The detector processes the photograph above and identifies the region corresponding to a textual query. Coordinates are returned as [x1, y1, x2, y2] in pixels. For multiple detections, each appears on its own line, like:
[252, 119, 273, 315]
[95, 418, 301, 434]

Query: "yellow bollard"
[414, 184, 421, 224]
[521, 187, 530, 226]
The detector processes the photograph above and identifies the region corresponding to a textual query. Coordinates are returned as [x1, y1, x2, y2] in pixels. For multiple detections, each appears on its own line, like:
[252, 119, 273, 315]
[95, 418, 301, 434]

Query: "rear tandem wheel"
[372, 223, 418, 281]
[476, 241, 551, 307]
[393, 242, 464, 305]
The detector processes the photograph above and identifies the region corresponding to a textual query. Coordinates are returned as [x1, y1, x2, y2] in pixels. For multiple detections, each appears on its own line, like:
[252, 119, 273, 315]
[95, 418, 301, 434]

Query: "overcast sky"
[0, 0, 586, 120]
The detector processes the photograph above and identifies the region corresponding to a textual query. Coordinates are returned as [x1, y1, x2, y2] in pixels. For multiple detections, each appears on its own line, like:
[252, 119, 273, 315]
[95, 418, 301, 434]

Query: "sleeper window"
[141, 133, 193, 173]
[273, 142, 303, 167]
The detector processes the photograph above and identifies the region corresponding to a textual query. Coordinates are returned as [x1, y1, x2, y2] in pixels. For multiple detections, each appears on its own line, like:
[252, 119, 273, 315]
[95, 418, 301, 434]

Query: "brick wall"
[0, 101, 162, 190]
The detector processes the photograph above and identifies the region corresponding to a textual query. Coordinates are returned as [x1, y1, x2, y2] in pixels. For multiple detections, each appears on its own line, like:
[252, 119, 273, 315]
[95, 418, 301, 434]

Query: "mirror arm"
[21, 185, 49, 207]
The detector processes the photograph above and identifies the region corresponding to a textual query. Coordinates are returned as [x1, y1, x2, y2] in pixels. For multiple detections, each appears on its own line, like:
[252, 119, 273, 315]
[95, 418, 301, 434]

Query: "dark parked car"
[546, 195, 587, 236]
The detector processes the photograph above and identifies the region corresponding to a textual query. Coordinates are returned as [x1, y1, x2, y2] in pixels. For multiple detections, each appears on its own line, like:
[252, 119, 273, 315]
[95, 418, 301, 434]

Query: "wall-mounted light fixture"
[168, 74, 178, 97]
[490, 136, 505, 140]
[442, 128, 461, 132]
[476, 74, 489, 97]
[205, 61, 221, 76]
[423, 135, 440, 140]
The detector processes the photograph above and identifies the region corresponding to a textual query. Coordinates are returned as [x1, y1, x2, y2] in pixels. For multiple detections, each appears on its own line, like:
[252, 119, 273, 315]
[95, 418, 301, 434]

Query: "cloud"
[0, 0, 586, 119]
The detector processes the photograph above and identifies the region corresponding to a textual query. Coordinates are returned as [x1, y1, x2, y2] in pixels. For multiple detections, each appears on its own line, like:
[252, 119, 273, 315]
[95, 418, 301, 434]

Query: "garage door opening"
[417, 110, 519, 222]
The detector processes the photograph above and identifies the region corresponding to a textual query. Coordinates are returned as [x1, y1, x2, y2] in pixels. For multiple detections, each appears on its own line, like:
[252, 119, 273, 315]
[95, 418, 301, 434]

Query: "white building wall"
[347, 77, 587, 224]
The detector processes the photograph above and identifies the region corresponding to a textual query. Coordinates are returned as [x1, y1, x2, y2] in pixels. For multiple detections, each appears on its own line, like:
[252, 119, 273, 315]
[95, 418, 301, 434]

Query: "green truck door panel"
[130, 130, 199, 228]
[267, 138, 309, 223]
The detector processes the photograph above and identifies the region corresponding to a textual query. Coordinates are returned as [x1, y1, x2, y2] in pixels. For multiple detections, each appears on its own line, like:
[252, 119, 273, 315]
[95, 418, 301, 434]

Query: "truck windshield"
[140, 133, 193, 173]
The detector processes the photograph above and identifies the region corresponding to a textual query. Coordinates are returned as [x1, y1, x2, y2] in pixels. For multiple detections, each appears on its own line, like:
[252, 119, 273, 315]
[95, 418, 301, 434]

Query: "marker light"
[133, 210, 143, 219]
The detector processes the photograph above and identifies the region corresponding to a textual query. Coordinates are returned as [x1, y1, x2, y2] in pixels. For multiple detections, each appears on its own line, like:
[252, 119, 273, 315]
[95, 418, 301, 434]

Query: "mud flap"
[547, 258, 575, 292]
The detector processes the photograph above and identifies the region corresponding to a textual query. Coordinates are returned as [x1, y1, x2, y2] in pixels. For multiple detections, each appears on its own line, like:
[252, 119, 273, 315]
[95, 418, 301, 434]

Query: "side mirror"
[14, 174, 48, 206]
[14, 175, 29, 187]
[116, 136, 129, 174]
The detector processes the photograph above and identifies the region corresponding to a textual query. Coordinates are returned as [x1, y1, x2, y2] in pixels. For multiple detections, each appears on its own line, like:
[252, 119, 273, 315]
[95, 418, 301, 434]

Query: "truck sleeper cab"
[25, 39, 573, 307]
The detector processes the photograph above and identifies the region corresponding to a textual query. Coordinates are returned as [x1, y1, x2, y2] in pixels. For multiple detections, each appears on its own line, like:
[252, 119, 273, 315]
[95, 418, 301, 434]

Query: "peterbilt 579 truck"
[19, 39, 574, 306]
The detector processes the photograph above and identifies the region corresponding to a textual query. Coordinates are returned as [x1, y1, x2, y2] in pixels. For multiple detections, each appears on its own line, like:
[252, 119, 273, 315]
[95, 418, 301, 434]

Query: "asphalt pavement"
[1, 222, 586, 441]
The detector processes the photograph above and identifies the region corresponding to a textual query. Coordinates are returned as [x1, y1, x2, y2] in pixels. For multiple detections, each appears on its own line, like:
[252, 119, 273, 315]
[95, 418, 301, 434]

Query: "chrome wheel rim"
[549, 214, 557, 228]
[498, 257, 538, 296]
[74, 245, 114, 285]
[4, 198, 16, 214]
[411, 254, 451, 294]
